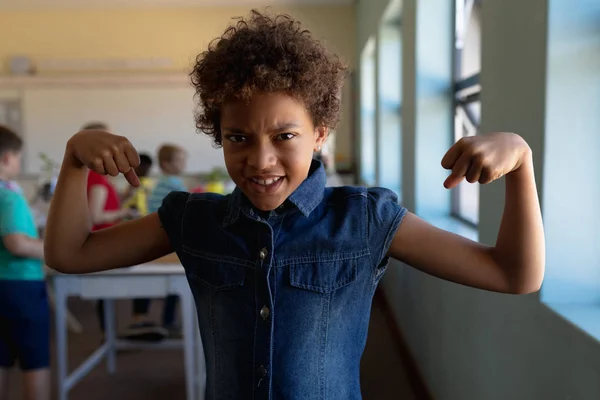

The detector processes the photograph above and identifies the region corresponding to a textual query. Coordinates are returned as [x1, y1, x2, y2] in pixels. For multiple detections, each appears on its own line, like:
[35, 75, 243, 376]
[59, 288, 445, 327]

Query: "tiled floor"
[7, 292, 415, 400]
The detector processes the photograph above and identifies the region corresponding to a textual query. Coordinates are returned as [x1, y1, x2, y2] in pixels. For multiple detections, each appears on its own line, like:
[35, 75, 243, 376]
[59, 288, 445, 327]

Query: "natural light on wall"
[360, 37, 376, 186]
[540, 0, 600, 339]
[376, 5, 402, 199]
[452, 0, 482, 226]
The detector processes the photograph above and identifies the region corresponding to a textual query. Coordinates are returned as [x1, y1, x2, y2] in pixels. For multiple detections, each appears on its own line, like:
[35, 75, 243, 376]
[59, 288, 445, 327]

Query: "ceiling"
[0, 0, 353, 10]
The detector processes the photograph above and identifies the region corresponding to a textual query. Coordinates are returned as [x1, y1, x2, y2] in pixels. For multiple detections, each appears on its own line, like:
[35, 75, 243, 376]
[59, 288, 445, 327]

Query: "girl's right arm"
[45, 130, 172, 274]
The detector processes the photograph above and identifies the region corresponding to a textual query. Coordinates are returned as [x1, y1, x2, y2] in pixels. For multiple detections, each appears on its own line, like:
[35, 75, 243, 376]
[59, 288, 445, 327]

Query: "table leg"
[46, 280, 83, 334]
[103, 299, 117, 375]
[180, 290, 196, 400]
[54, 279, 68, 400]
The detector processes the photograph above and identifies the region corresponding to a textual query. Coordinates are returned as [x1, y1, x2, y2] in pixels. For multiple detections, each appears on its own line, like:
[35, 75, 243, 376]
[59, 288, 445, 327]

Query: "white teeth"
[252, 177, 282, 186]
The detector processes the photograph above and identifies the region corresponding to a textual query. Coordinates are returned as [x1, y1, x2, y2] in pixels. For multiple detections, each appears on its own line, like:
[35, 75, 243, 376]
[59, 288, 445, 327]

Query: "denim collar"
[223, 159, 326, 226]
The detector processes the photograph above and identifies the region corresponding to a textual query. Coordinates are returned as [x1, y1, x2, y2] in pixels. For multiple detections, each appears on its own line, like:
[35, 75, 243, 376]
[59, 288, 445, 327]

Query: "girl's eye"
[277, 133, 296, 141]
[226, 135, 247, 143]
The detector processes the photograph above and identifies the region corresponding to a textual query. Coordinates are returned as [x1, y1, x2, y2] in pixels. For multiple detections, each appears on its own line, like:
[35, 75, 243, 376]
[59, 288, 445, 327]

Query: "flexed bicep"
[75, 213, 173, 273]
[387, 212, 512, 293]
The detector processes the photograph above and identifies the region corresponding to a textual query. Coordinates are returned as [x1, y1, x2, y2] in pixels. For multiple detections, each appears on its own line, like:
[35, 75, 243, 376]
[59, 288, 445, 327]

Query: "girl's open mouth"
[248, 176, 284, 194]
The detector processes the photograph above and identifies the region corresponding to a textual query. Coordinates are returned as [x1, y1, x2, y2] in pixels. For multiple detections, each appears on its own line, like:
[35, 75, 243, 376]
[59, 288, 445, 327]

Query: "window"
[540, 0, 600, 337]
[377, 14, 402, 198]
[452, 0, 482, 226]
[360, 38, 377, 186]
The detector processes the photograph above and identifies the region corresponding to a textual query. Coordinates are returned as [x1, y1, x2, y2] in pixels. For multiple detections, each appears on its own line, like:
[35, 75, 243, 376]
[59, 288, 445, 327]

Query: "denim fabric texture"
[158, 160, 407, 400]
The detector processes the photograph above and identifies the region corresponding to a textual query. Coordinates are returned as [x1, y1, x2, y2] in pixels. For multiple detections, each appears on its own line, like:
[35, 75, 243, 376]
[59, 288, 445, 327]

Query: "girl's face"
[220, 92, 327, 211]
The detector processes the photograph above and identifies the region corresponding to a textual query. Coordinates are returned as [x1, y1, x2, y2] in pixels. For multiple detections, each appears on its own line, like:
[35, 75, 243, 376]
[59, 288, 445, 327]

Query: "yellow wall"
[0, 6, 356, 74]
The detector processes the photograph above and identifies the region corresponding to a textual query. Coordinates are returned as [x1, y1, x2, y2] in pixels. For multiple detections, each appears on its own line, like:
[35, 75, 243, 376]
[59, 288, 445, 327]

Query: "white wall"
[21, 83, 221, 175]
[2, 75, 226, 175]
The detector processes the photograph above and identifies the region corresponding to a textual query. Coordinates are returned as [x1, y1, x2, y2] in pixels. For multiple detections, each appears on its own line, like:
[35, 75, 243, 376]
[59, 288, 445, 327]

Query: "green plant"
[39, 152, 59, 177]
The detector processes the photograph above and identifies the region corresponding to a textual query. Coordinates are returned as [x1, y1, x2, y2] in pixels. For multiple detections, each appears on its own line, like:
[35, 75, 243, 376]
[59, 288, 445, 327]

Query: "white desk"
[47, 255, 206, 400]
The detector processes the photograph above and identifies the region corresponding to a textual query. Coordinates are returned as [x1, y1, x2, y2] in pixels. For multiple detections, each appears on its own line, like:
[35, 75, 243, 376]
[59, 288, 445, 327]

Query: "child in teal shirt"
[0, 125, 49, 400]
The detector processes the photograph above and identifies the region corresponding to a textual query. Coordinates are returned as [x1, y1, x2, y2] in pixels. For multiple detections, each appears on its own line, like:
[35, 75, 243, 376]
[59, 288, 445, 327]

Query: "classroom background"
[0, 0, 599, 399]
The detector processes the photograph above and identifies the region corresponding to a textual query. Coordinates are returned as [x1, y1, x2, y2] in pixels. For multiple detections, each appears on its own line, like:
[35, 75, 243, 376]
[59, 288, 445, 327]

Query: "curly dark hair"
[190, 9, 348, 146]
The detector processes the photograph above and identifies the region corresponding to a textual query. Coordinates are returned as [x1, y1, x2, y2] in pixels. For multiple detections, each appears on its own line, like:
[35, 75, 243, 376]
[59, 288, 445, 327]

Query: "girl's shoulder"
[324, 185, 400, 204]
[160, 190, 227, 208]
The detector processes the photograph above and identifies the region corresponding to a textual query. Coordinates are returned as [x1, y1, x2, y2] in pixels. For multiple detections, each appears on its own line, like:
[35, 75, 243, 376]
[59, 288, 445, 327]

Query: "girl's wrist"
[64, 140, 85, 169]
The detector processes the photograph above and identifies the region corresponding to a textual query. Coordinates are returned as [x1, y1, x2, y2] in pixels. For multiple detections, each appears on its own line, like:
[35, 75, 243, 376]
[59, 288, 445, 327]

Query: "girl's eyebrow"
[269, 122, 302, 132]
[222, 122, 302, 134]
[221, 127, 248, 134]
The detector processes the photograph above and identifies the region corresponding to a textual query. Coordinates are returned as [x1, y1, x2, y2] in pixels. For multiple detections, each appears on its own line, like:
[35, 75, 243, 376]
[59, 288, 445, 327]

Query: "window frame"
[376, 15, 403, 198]
[451, 0, 482, 227]
[359, 37, 377, 187]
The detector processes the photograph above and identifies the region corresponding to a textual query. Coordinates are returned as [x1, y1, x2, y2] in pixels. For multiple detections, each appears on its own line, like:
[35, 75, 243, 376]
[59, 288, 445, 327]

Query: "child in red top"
[81, 122, 135, 333]
[81, 122, 133, 230]
[86, 170, 123, 231]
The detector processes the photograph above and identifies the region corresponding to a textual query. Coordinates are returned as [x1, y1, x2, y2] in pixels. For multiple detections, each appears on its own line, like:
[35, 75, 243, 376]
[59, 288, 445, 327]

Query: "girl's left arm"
[387, 133, 545, 294]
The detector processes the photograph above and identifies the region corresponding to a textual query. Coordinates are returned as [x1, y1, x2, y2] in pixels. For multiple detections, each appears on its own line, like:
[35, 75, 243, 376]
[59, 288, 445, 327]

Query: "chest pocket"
[288, 253, 363, 294]
[180, 247, 248, 291]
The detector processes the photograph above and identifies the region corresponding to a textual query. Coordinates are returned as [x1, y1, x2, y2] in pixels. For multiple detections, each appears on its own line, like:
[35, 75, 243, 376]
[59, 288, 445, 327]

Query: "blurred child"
[120, 154, 169, 341]
[82, 122, 135, 332]
[83, 122, 132, 230]
[30, 181, 55, 238]
[147, 145, 187, 212]
[144, 144, 188, 336]
[0, 125, 49, 400]
[122, 153, 154, 217]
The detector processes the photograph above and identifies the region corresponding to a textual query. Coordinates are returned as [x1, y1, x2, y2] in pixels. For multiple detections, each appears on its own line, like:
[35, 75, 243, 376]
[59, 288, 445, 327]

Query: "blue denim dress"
[158, 161, 406, 400]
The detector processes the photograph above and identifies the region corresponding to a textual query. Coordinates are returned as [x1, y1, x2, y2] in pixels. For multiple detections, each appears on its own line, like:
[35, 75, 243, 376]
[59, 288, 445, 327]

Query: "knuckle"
[473, 153, 486, 166]
[117, 136, 130, 146]
[110, 143, 122, 154]
[91, 158, 103, 169]
[458, 136, 474, 147]
[482, 170, 494, 183]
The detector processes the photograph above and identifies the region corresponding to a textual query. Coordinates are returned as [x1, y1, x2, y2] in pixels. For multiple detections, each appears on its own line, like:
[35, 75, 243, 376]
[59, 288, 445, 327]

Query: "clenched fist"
[67, 130, 141, 187]
[441, 132, 531, 189]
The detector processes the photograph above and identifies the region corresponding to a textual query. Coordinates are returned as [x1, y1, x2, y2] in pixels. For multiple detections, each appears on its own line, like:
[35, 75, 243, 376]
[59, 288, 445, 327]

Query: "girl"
[45, 10, 544, 400]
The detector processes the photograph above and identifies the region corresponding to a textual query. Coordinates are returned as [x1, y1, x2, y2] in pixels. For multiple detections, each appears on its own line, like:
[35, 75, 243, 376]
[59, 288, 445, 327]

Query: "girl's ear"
[314, 126, 329, 152]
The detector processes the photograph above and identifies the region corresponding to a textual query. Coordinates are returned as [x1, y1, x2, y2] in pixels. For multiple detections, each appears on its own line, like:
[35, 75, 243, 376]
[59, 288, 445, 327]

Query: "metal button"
[259, 248, 268, 260]
[260, 306, 270, 320]
[257, 365, 267, 377]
